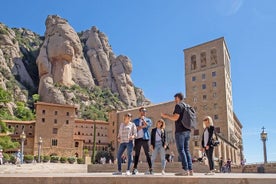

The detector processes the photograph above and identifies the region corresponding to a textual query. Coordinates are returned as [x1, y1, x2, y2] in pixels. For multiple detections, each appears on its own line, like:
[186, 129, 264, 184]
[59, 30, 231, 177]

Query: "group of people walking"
[113, 92, 218, 176]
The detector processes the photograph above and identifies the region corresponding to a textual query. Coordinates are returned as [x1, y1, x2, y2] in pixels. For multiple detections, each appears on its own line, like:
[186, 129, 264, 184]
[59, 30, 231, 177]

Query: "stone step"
[88, 161, 210, 173]
[1, 173, 275, 184]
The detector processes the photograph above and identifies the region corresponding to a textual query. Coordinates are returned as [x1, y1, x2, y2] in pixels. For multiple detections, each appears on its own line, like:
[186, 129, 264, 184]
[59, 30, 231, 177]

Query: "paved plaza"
[0, 163, 275, 184]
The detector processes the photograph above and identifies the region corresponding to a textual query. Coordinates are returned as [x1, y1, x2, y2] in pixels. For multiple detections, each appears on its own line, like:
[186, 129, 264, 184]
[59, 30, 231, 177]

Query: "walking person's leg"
[209, 147, 214, 171]
[183, 131, 193, 172]
[151, 144, 158, 171]
[132, 139, 142, 174]
[142, 140, 152, 173]
[126, 141, 134, 171]
[113, 143, 126, 175]
[175, 132, 189, 176]
[160, 144, 166, 173]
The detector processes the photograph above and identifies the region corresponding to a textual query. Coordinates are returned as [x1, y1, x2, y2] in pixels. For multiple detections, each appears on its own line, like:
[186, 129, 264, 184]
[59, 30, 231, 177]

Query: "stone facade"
[2, 102, 112, 159]
[74, 119, 110, 154]
[184, 37, 243, 164]
[34, 102, 80, 157]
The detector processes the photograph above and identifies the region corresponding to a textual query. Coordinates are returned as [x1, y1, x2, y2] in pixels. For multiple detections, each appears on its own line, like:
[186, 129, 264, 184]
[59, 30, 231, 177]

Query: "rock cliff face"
[36, 15, 150, 107]
[36, 15, 95, 104]
[0, 23, 40, 115]
[85, 26, 138, 107]
[0, 14, 150, 114]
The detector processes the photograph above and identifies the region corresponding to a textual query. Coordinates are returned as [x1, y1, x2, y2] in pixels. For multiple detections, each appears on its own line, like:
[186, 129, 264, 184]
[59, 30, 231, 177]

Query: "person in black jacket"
[150, 119, 167, 175]
[201, 116, 215, 175]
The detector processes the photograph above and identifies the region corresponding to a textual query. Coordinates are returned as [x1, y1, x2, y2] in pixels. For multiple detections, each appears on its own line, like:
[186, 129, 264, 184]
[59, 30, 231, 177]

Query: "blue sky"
[1, 0, 275, 164]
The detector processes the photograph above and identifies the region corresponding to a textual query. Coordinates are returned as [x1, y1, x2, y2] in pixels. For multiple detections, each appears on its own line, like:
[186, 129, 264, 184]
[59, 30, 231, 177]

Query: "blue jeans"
[151, 141, 166, 170]
[117, 141, 133, 171]
[175, 131, 192, 171]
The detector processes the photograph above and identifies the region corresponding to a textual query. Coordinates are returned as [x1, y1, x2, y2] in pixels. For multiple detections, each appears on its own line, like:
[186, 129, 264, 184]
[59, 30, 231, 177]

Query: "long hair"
[203, 116, 214, 129]
[155, 119, 166, 132]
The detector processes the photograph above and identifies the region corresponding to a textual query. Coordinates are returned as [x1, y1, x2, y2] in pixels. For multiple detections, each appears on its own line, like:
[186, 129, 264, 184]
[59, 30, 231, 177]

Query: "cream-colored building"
[184, 37, 243, 164]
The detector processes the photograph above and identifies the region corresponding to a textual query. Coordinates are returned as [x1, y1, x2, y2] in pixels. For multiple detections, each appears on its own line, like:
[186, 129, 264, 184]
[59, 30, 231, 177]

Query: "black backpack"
[180, 102, 197, 129]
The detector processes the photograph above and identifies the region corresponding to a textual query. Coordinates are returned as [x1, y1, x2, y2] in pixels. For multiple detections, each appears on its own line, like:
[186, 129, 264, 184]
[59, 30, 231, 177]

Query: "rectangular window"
[202, 84, 206, 90]
[194, 141, 199, 147]
[54, 119, 57, 124]
[212, 71, 216, 77]
[203, 95, 207, 100]
[42, 118, 45, 123]
[213, 93, 217, 98]
[66, 120, 69, 124]
[194, 129, 199, 136]
[54, 111, 58, 115]
[215, 127, 221, 133]
[53, 128, 58, 134]
[212, 82, 217, 87]
[214, 115, 218, 120]
[42, 110, 46, 115]
[66, 112, 70, 116]
[214, 103, 218, 109]
[192, 76, 196, 81]
[52, 139, 58, 146]
[202, 74, 206, 80]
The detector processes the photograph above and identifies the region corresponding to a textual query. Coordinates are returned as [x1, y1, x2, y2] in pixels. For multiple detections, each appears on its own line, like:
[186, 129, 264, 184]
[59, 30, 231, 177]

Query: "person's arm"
[161, 103, 181, 121]
[130, 123, 137, 140]
[161, 113, 180, 121]
[117, 124, 122, 142]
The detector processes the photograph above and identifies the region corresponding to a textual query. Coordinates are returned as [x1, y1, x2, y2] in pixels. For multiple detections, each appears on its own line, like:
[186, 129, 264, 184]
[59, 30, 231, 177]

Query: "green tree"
[0, 120, 20, 150]
[14, 102, 35, 120]
[32, 94, 40, 103]
[0, 87, 11, 103]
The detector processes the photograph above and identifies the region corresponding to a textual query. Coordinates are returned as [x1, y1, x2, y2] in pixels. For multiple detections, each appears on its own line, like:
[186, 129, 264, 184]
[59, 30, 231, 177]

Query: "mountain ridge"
[0, 15, 150, 120]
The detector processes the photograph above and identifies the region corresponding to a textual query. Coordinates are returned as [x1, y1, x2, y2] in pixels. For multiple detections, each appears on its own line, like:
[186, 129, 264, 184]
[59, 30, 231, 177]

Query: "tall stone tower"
[184, 37, 242, 162]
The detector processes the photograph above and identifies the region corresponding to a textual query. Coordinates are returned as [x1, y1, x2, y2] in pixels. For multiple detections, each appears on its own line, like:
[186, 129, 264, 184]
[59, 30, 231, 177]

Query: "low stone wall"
[243, 163, 276, 173]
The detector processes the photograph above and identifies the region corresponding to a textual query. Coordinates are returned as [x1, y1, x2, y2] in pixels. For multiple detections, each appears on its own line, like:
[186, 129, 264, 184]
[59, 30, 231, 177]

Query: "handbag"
[211, 129, 220, 147]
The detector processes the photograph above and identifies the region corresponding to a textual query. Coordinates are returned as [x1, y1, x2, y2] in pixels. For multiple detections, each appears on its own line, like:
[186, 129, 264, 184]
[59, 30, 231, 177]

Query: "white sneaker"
[161, 170, 165, 175]
[126, 170, 131, 176]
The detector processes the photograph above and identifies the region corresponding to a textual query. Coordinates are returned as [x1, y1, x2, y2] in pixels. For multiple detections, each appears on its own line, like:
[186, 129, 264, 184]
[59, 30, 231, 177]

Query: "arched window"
[211, 49, 217, 65]
[200, 52, 206, 68]
[191, 55, 197, 70]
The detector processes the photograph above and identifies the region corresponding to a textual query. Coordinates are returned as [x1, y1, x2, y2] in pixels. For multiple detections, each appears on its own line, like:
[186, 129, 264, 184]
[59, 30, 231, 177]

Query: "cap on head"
[139, 107, 147, 112]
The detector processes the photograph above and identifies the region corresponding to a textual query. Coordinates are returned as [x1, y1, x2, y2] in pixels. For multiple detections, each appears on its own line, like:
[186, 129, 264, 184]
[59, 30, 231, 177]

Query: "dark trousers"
[133, 138, 152, 169]
[205, 146, 214, 171]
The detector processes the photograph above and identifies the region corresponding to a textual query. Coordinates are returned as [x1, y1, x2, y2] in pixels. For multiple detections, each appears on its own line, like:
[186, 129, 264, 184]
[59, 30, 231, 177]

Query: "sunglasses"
[125, 113, 132, 117]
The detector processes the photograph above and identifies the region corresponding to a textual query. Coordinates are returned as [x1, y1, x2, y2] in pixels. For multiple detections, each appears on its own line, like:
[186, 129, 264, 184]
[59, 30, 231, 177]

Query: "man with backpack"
[161, 92, 194, 176]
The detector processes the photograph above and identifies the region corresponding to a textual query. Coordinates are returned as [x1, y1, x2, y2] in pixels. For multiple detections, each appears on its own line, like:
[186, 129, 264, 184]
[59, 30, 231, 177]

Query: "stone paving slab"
[0, 163, 276, 184]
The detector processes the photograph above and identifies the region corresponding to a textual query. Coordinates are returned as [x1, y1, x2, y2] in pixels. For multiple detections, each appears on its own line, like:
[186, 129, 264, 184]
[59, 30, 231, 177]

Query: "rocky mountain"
[0, 15, 150, 119]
